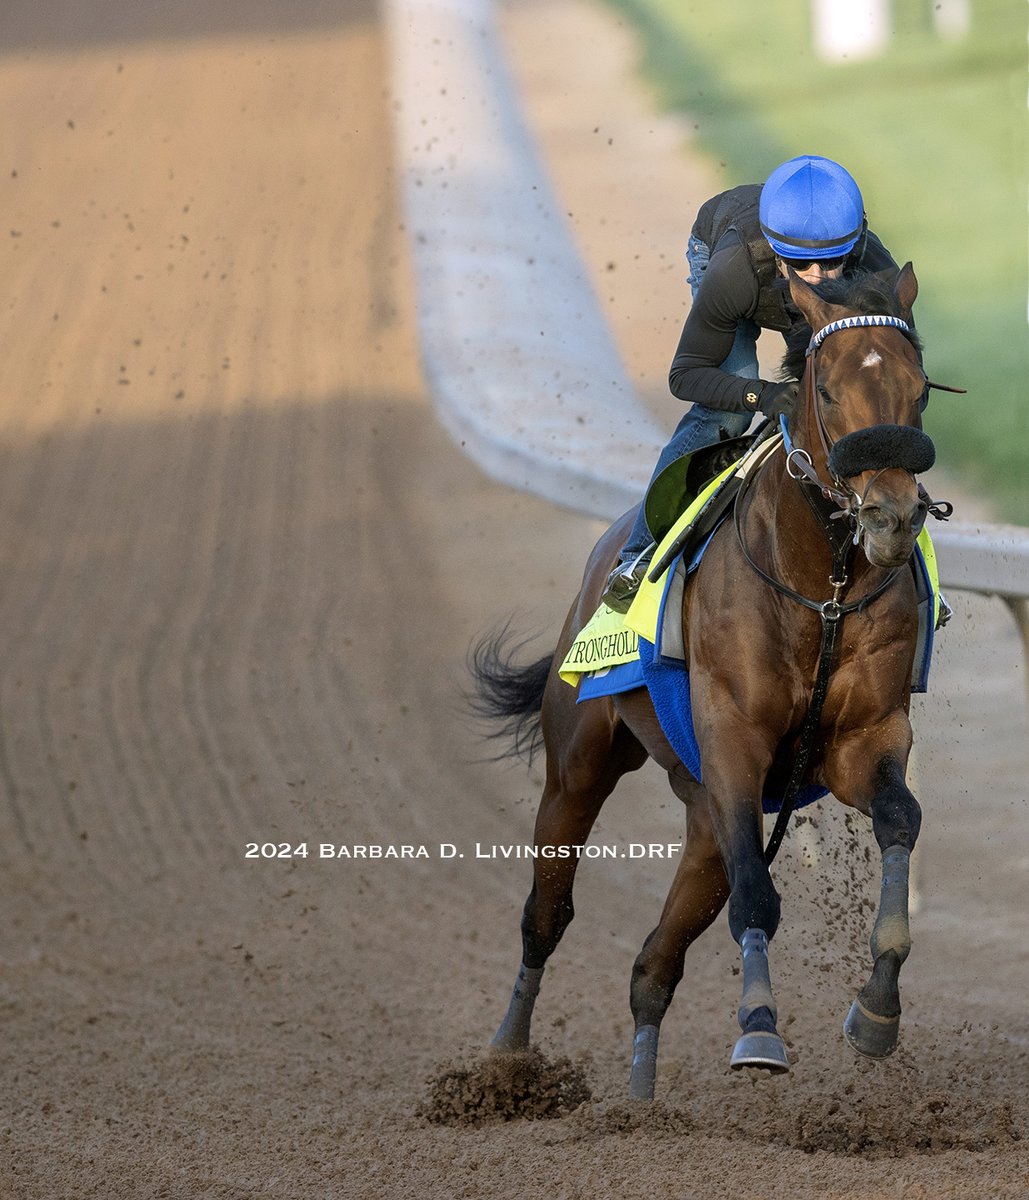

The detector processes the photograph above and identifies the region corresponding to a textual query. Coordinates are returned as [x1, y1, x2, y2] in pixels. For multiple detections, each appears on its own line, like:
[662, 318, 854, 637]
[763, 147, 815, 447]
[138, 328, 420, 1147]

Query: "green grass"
[602, 0, 1028, 519]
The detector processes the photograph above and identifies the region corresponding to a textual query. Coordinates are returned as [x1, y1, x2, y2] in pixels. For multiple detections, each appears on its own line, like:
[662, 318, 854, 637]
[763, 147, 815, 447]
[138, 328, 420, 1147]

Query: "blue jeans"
[619, 234, 758, 562]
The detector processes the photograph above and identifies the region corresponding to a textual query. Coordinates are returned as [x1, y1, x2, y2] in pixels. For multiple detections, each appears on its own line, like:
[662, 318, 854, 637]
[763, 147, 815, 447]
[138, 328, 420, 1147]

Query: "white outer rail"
[386, 0, 1029, 639]
[930, 523, 1029, 599]
[930, 525, 1029, 678]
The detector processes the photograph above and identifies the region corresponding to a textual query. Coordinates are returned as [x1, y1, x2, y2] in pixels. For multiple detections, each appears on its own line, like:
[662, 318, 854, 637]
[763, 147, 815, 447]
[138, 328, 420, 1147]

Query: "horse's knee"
[870, 759, 921, 851]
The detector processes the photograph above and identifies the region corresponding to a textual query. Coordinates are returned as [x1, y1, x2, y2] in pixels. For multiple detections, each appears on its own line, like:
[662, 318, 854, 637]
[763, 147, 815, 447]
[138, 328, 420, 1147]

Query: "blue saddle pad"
[636, 636, 828, 815]
[578, 658, 645, 701]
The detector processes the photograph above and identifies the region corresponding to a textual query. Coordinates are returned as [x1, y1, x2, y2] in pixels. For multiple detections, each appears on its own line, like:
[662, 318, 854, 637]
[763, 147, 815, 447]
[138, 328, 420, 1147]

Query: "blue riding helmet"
[759, 155, 865, 260]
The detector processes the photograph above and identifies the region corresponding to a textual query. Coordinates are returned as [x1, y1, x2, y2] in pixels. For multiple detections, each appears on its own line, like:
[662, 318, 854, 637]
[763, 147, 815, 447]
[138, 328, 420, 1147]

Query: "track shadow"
[0, 0, 375, 54]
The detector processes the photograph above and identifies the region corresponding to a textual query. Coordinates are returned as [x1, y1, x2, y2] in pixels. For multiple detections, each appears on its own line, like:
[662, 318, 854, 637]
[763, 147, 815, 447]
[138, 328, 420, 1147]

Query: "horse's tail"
[467, 626, 554, 765]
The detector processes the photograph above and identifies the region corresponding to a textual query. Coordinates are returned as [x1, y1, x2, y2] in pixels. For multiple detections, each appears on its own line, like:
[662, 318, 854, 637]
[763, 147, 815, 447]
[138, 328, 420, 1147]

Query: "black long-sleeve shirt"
[668, 229, 899, 412]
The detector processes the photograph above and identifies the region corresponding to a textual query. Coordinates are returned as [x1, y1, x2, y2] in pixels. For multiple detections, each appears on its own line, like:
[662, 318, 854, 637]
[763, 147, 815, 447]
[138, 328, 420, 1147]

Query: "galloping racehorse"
[472, 265, 949, 1099]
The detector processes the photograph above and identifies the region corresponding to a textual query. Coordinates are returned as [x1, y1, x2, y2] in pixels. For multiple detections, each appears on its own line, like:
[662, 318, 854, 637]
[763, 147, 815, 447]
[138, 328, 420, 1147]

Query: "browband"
[806, 314, 911, 356]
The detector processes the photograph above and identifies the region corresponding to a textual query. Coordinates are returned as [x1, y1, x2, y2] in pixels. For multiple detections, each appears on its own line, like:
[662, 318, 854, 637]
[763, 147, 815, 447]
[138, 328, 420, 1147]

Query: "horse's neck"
[761, 418, 866, 598]
[761, 459, 840, 595]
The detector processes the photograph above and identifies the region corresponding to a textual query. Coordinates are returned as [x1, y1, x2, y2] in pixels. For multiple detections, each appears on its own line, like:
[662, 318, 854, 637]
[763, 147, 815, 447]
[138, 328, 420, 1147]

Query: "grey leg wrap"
[844, 846, 911, 1058]
[730, 928, 789, 1072]
[628, 1024, 660, 1102]
[737, 927, 777, 1027]
[491, 964, 544, 1052]
[869, 845, 912, 963]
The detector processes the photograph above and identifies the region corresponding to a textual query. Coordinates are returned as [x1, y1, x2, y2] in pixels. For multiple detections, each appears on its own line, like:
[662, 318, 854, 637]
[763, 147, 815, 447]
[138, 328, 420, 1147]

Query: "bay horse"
[472, 264, 947, 1099]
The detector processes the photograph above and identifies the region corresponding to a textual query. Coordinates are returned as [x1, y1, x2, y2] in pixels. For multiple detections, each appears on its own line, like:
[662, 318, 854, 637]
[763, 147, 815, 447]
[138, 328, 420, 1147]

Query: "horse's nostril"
[861, 498, 925, 542]
[860, 505, 895, 536]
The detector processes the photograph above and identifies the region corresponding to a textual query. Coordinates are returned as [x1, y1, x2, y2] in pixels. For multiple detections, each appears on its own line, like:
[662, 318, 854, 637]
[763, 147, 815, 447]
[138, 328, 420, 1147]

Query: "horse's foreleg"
[700, 778, 789, 1070]
[627, 782, 728, 1099]
[686, 668, 791, 1073]
[843, 756, 921, 1058]
[725, 823, 790, 1073]
[644, 812, 787, 1076]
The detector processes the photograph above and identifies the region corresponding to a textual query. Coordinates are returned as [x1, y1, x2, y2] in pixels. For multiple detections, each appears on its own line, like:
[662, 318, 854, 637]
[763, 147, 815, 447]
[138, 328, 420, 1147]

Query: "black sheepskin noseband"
[827, 424, 936, 480]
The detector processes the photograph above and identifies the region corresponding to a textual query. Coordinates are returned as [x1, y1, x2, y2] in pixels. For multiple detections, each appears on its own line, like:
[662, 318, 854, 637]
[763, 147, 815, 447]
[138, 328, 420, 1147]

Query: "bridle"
[781, 314, 954, 534]
[735, 313, 940, 611]
[733, 312, 957, 863]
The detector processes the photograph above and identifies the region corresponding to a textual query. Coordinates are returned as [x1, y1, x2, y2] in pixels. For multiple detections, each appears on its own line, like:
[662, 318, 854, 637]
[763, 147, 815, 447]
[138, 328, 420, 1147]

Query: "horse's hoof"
[843, 998, 900, 1058]
[730, 1030, 790, 1072]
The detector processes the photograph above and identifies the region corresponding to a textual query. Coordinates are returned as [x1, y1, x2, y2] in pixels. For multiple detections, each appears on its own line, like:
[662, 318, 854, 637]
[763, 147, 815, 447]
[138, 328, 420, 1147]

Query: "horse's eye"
[817, 384, 833, 405]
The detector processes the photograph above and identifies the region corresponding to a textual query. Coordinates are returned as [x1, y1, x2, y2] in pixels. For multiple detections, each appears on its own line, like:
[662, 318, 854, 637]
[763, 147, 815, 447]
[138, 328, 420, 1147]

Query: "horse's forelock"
[778, 269, 922, 382]
[810, 270, 899, 317]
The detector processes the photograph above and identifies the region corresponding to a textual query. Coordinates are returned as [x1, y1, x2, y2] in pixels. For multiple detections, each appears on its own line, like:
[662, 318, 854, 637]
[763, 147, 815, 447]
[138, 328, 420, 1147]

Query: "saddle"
[641, 424, 777, 585]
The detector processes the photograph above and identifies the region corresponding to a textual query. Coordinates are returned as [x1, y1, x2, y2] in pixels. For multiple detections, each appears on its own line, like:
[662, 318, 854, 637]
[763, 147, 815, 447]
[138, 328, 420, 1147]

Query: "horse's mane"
[778, 269, 923, 381]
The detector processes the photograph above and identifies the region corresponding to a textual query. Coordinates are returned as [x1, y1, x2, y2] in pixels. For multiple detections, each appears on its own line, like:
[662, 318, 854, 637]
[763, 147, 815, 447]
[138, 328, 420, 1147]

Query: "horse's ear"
[893, 262, 918, 320]
[787, 268, 835, 329]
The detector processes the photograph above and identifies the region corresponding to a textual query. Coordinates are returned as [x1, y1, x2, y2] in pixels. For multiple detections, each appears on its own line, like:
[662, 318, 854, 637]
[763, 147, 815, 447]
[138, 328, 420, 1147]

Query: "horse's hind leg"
[492, 706, 646, 1052]
[627, 780, 729, 1099]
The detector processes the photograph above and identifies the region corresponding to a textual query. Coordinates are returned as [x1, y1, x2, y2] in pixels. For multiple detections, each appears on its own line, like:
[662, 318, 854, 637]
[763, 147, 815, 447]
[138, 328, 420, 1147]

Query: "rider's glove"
[752, 379, 800, 420]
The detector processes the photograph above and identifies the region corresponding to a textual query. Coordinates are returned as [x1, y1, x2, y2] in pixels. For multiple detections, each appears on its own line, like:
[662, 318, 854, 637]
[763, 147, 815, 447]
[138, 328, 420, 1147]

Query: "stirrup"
[601, 546, 654, 614]
[937, 590, 954, 629]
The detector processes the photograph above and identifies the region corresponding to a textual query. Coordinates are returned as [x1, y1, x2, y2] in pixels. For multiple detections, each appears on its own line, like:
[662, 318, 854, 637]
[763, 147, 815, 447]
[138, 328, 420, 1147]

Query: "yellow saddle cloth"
[558, 458, 740, 688]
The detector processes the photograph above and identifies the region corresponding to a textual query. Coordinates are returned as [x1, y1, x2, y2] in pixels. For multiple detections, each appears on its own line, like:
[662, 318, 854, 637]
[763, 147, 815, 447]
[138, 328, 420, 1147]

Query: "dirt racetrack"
[0, 1, 1026, 1196]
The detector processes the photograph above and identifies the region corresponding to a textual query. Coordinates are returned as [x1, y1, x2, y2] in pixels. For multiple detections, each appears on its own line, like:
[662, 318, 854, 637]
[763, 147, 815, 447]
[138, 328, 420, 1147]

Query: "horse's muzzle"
[858, 488, 927, 567]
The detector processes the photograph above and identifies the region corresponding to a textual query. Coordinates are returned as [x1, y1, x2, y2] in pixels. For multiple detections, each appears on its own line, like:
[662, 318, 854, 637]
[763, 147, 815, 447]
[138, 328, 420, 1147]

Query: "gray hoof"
[843, 998, 900, 1058]
[730, 1030, 790, 1072]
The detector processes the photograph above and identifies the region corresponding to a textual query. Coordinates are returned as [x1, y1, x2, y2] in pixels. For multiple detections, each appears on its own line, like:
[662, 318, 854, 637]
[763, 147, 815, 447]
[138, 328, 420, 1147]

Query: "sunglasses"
[781, 254, 848, 272]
